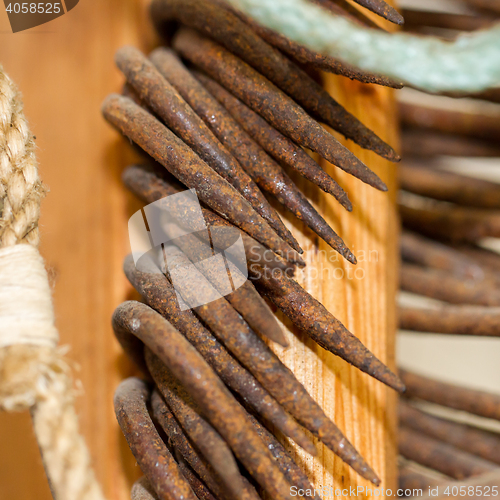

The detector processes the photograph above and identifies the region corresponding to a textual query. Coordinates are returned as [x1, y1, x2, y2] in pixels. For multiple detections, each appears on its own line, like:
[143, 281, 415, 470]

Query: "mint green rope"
[225, 0, 500, 93]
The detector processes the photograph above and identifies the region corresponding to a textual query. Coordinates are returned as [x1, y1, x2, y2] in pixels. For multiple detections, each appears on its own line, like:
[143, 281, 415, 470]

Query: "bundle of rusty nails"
[102, 0, 413, 498]
[395, 4, 500, 496]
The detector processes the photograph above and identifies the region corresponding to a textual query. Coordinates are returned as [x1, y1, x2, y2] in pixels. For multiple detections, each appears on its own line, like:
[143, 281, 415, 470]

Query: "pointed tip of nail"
[393, 11, 405, 25]
[291, 253, 306, 268]
[277, 338, 290, 348]
[267, 329, 289, 348]
[370, 176, 388, 192]
[283, 233, 303, 254]
[349, 454, 381, 485]
[383, 5, 405, 25]
[375, 370, 406, 393]
[371, 140, 401, 163]
[338, 195, 353, 212]
[390, 378, 406, 394]
[344, 249, 357, 265]
[386, 150, 402, 163]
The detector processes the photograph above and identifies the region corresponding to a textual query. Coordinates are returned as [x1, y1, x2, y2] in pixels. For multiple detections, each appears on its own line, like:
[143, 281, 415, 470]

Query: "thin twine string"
[0, 64, 106, 500]
[224, 0, 500, 93]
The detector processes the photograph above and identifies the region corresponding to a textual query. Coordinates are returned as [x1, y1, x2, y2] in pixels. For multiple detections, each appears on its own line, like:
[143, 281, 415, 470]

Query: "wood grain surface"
[270, 71, 400, 498]
[0, 2, 399, 499]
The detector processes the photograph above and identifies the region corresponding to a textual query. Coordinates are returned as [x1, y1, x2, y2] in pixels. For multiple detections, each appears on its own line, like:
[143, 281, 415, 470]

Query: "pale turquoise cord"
[225, 0, 500, 93]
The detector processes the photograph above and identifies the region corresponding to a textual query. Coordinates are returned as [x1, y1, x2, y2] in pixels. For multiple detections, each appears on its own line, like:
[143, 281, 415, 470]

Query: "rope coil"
[0, 245, 58, 349]
[0, 64, 106, 500]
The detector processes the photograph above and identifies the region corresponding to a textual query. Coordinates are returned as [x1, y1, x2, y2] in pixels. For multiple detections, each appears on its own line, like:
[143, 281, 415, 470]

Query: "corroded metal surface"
[150, 49, 356, 262]
[400, 203, 500, 243]
[247, 412, 320, 499]
[400, 231, 483, 279]
[112, 301, 294, 499]
[172, 28, 390, 190]
[253, 266, 404, 392]
[151, 389, 237, 500]
[163, 248, 380, 485]
[400, 164, 500, 209]
[123, 255, 312, 452]
[121, 163, 303, 268]
[399, 304, 500, 337]
[235, 2, 402, 88]
[191, 69, 352, 208]
[149, 48, 350, 207]
[189, 71, 356, 263]
[400, 369, 500, 421]
[400, 263, 500, 306]
[400, 401, 500, 465]
[151, 0, 399, 161]
[115, 46, 298, 252]
[101, 94, 299, 261]
[351, 0, 404, 24]
[146, 351, 250, 500]
[399, 426, 498, 480]
[114, 378, 197, 500]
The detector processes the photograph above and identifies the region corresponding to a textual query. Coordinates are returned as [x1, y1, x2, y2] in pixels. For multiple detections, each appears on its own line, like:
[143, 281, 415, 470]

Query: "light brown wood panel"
[0, 2, 399, 499]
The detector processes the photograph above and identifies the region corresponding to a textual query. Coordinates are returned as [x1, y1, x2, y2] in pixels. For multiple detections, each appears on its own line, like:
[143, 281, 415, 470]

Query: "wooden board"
[0, 2, 399, 499]
[274, 73, 400, 498]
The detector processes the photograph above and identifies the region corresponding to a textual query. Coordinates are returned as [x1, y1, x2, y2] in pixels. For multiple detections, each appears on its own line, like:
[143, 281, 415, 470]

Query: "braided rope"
[0, 64, 106, 500]
[0, 67, 44, 247]
[225, 0, 500, 93]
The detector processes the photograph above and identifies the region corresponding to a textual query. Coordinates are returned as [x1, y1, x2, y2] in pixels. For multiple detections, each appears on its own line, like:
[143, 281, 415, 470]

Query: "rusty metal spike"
[148, 50, 356, 262]
[398, 463, 444, 492]
[114, 377, 197, 500]
[158, 226, 289, 346]
[101, 94, 301, 262]
[400, 369, 500, 421]
[400, 262, 500, 306]
[399, 303, 500, 337]
[150, 46, 353, 212]
[247, 412, 320, 499]
[122, 163, 302, 270]
[400, 230, 484, 280]
[400, 163, 500, 210]
[253, 265, 404, 392]
[161, 248, 380, 485]
[222, 1, 403, 89]
[115, 46, 301, 253]
[175, 456, 219, 500]
[186, 67, 352, 210]
[151, 0, 400, 160]
[151, 389, 243, 500]
[399, 426, 497, 480]
[112, 301, 294, 500]
[123, 254, 314, 454]
[400, 401, 500, 465]
[172, 28, 389, 191]
[401, 128, 500, 158]
[400, 203, 500, 243]
[350, 0, 404, 24]
[146, 350, 250, 500]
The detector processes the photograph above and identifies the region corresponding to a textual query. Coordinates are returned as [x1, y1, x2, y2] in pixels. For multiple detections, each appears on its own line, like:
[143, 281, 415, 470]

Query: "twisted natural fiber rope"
[0, 64, 106, 500]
